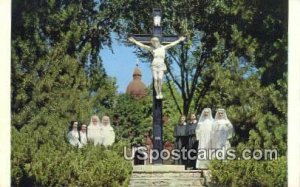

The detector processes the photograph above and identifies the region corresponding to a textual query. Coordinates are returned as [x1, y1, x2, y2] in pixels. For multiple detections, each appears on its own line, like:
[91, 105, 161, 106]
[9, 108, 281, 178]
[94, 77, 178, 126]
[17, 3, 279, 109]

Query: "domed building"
[126, 65, 148, 99]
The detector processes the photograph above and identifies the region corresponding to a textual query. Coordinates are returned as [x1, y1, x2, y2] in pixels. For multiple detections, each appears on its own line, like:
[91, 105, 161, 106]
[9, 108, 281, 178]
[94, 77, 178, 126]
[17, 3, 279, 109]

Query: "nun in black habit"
[186, 113, 198, 169]
[174, 115, 189, 166]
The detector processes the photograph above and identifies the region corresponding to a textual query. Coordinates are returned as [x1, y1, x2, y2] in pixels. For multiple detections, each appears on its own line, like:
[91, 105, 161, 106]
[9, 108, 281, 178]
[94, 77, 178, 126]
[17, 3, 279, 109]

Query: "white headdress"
[198, 108, 213, 122]
[89, 115, 101, 126]
[214, 108, 229, 120]
[101, 116, 111, 126]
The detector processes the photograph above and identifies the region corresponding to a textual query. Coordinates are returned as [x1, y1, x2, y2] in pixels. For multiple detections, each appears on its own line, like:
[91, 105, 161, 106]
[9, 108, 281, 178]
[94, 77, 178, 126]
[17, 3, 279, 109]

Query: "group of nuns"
[174, 108, 234, 169]
[67, 115, 115, 148]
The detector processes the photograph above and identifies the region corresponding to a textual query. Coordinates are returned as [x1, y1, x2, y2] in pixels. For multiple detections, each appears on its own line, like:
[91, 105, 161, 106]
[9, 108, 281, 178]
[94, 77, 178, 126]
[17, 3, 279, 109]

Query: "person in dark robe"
[132, 143, 146, 165]
[143, 131, 153, 164]
[186, 113, 198, 169]
[174, 115, 189, 166]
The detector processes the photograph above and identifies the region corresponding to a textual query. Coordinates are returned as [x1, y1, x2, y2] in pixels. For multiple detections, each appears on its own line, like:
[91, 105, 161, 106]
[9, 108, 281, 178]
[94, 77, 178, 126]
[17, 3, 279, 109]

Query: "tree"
[11, 0, 123, 127]
[11, 0, 130, 186]
[112, 82, 183, 145]
[112, 93, 152, 144]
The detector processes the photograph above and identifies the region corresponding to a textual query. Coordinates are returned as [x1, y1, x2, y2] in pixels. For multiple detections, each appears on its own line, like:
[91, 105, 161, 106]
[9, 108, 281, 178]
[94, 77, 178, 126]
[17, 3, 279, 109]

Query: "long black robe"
[186, 121, 198, 169]
[174, 123, 189, 166]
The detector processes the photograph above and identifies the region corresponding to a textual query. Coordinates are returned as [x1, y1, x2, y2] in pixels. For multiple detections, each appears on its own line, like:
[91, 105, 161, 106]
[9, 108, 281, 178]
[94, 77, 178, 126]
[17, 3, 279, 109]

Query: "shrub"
[11, 126, 132, 187]
[209, 156, 287, 187]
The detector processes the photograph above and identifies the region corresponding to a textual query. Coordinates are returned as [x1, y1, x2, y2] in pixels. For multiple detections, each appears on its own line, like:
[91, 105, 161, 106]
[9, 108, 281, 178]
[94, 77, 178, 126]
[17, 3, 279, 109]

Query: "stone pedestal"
[129, 165, 206, 187]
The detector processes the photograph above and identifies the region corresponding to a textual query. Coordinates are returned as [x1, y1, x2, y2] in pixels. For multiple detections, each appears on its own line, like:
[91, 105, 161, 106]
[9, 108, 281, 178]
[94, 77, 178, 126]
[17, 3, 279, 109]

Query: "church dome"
[126, 66, 148, 99]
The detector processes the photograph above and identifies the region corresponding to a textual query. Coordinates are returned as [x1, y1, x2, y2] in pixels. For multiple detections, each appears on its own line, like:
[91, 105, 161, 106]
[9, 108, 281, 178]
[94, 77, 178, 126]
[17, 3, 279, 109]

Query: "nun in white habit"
[99, 116, 115, 147]
[79, 123, 88, 148]
[67, 121, 81, 147]
[87, 115, 102, 145]
[195, 108, 214, 169]
[212, 108, 234, 151]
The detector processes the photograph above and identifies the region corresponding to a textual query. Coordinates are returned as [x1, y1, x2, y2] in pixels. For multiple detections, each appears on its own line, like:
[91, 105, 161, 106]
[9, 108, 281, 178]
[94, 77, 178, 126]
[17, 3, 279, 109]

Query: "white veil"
[196, 108, 213, 141]
[87, 115, 102, 145]
[198, 108, 213, 122]
[214, 108, 229, 120]
[214, 108, 234, 136]
[195, 108, 214, 169]
[88, 115, 101, 126]
[213, 108, 234, 149]
[100, 116, 115, 146]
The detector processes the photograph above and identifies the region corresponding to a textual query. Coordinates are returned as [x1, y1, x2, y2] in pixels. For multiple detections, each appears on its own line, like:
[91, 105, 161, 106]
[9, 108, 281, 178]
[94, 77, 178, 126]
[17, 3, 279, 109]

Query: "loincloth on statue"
[151, 60, 167, 72]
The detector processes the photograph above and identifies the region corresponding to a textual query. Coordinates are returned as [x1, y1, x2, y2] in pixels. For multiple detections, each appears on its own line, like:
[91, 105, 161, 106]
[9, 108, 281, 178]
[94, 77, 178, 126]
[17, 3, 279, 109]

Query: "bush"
[11, 126, 132, 187]
[209, 156, 287, 187]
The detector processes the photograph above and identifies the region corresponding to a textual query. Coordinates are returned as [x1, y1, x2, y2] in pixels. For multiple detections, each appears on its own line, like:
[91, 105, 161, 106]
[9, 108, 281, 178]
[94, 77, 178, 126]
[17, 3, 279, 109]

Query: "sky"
[101, 37, 152, 93]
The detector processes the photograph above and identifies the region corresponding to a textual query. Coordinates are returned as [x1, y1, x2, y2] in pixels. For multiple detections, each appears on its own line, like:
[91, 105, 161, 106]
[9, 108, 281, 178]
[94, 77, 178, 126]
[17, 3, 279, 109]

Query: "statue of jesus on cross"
[128, 36, 185, 99]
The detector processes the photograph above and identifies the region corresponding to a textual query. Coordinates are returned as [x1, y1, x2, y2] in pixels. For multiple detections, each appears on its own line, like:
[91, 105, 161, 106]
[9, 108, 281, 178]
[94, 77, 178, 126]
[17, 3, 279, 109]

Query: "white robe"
[99, 125, 115, 147]
[213, 119, 233, 150]
[195, 118, 213, 169]
[67, 130, 81, 147]
[87, 124, 102, 145]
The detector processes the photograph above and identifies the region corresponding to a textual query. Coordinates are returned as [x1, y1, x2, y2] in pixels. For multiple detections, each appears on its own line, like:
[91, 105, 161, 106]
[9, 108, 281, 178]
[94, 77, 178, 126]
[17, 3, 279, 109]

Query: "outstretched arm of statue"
[164, 36, 186, 49]
[128, 37, 152, 51]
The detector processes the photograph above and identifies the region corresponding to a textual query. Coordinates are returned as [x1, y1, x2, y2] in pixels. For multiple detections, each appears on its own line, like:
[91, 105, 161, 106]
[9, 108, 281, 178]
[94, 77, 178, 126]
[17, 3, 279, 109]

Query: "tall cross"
[131, 9, 180, 164]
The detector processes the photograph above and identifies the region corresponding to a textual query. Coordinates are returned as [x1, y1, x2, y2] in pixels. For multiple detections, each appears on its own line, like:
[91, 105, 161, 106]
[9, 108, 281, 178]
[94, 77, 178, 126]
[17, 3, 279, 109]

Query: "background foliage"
[12, 0, 287, 186]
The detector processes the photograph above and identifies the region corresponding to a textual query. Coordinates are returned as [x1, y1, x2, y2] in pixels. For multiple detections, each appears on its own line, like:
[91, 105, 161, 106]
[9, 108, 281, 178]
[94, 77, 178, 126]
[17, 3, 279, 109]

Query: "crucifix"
[128, 9, 185, 164]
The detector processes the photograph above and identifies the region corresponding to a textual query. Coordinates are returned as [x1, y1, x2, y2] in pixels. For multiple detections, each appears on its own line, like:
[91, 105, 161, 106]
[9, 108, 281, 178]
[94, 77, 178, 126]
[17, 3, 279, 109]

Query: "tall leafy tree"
[11, 0, 130, 186]
[112, 82, 182, 145]
[112, 93, 152, 144]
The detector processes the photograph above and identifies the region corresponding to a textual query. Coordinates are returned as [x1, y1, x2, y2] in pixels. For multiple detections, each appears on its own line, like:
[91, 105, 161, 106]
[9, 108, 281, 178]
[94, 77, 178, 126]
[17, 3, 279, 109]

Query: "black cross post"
[131, 9, 179, 164]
